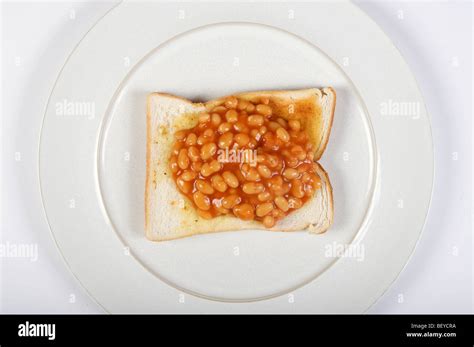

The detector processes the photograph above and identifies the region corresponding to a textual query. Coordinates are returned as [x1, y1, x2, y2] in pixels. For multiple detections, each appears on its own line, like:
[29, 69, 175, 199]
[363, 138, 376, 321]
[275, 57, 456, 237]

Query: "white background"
[1, 1, 472, 313]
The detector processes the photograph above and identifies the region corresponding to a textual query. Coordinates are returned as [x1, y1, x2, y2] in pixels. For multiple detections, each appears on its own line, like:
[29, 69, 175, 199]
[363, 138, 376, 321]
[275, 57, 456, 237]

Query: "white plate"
[39, 1, 433, 312]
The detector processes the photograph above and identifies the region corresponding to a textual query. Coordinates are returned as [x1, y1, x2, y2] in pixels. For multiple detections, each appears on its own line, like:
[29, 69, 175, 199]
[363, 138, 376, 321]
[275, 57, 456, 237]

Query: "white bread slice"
[145, 88, 335, 241]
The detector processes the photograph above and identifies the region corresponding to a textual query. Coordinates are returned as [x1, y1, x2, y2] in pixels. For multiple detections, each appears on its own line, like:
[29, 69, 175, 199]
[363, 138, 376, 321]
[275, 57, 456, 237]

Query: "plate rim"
[38, 1, 434, 313]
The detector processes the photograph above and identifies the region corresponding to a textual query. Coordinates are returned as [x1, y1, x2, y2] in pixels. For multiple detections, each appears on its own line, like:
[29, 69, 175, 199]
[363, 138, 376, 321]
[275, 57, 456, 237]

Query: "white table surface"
[1, 0, 472, 313]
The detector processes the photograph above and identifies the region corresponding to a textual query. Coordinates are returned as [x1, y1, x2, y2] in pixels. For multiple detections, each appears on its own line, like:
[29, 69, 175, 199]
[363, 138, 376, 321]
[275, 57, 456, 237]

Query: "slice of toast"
[145, 88, 335, 241]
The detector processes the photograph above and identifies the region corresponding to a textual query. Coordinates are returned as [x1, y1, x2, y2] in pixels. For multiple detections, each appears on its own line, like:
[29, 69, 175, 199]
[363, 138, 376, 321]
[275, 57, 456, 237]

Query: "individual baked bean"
[291, 179, 305, 198]
[212, 106, 227, 115]
[203, 129, 214, 138]
[237, 99, 249, 110]
[191, 161, 202, 172]
[199, 113, 210, 123]
[234, 133, 250, 147]
[248, 139, 258, 149]
[169, 156, 179, 173]
[235, 170, 246, 183]
[211, 113, 221, 127]
[272, 185, 286, 196]
[200, 163, 213, 177]
[197, 209, 213, 219]
[274, 161, 283, 173]
[304, 184, 314, 197]
[193, 191, 211, 210]
[250, 129, 259, 139]
[233, 122, 248, 133]
[301, 172, 312, 184]
[291, 145, 304, 153]
[296, 151, 307, 161]
[225, 109, 238, 123]
[174, 130, 187, 140]
[245, 168, 260, 182]
[262, 215, 275, 227]
[311, 173, 321, 187]
[180, 170, 196, 181]
[296, 131, 307, 142]
[261, 97, 270, 105]
[257, 164, 272, 178]
[286, 156, 299, 168]
[256, 202, 273, 217]
[283, 168, 299, 180]
[257, 191, 272, 202]
[218, 132, 233, 149]
[178, 148, 190, 169]
[276, 117, 288, 128]
[289, 130, 299, 139]
[274, 196, 289, 212]
[232, 203, 254, 221]
[188, 146, 200, 162]
[172, 142, 183, 155]
[276, 127, 290, 142]
[196, 179, 214, 194]
[196, 135, 208, 146]
[200, 143, 217, 160]
[242, 182, 265, 194]
[222, 171, 239, 188]
[297, 163, 311, 173]
[222, 194, 241, 209]
[225, 97, 238, 109]
[214, 203, 230, 215]
[259, 126, 267, 135]
[262, 133, 275, 149]
[266, 155, 279, 168]
[248, 115, 264, 127]
[185, 133, 197, 146]
[246, 103, 255, 113]
[269, 175, 283, 188]
[268, 121, 280, 131]
[209, 159, 222, 173]
[256, 104, 272, 116]
[218, 122, 232, 133]
[177, 178, 192, 194]
[291, 145, 306, 161]
[271, 209, 285, 219]
[211, 174, 228, 193]
[288, 119, 301, 131]
[288, 197, 303, 209]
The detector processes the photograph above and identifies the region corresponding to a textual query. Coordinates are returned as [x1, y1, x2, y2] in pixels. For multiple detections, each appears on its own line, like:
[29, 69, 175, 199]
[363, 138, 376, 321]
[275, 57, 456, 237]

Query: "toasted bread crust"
[314, 87, 336, 161]
[307, 162, 334, 234]
[145, 94, 151, 232]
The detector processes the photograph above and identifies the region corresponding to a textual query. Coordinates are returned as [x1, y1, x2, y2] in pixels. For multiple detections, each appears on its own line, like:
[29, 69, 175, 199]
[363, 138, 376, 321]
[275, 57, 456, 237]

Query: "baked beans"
[169, 95, 322, 226]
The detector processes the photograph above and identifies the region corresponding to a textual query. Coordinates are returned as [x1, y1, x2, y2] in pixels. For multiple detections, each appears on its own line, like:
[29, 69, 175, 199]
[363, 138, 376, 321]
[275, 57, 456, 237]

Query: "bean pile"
[169, 96, 321, 227]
